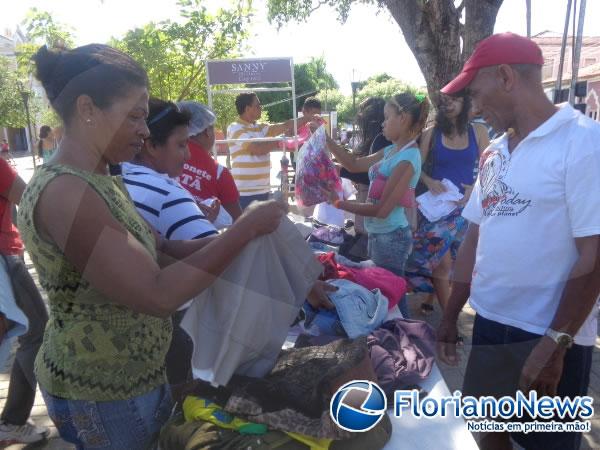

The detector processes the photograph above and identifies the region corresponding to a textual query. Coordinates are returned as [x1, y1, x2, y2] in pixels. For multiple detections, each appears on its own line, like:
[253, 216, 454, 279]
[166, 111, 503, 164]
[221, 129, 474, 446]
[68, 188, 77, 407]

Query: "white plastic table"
[382, 363, 478, 449]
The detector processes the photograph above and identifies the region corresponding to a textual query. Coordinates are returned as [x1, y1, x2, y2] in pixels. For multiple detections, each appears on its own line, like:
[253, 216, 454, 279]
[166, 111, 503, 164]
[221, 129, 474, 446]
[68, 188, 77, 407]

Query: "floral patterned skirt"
[405, 208, 467, 293]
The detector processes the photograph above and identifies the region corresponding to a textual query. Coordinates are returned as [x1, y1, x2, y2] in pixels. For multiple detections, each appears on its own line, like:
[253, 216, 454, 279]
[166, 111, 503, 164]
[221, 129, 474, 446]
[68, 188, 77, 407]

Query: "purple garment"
[367, 319, 436, 396]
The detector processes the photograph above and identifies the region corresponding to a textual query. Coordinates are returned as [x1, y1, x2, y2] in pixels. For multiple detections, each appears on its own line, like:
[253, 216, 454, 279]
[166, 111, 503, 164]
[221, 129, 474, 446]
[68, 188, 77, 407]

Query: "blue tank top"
[429, 125, 479, 194]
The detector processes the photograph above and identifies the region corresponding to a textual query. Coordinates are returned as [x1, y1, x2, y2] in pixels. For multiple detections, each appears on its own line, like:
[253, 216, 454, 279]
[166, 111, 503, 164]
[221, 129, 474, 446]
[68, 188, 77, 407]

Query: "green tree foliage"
[16, 8, 75, 75]
[321, 88, 345, 113]
[259, 56, 338, 122]
[112, 0, 253, 133]
[0, 57, 27, 128]
[0, 8, 75, 133]
[266, 0, 504, 97]
[336, 73, 416, 123]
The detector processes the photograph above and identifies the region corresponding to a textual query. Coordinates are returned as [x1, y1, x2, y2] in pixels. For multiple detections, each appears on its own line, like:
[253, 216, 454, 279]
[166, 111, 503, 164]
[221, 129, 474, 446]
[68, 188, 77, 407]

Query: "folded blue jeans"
[41, 384, 173, 450]
[303, 279, 389, 339]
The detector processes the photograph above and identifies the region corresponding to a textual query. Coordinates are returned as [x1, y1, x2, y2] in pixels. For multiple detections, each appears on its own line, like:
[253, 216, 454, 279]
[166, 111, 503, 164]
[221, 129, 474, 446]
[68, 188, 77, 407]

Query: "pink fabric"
[279, 124, 311, 150]
[344, 266, 406, 310]
[317, 252, 406, 310]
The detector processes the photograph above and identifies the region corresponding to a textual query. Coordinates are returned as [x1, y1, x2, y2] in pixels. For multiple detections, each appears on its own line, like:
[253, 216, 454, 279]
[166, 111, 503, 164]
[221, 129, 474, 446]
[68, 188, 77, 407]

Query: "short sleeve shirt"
[0, 158, 23, 255]
[122, 162, 217, 240]
[462, 104, 600, 345]
[178, 141, 239, 204]
[364, 144, 421, 234]
[227, 120, 278, 196]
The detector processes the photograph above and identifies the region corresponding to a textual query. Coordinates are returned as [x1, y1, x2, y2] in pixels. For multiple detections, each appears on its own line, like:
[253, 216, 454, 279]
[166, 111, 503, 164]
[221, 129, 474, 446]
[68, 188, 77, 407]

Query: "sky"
[2, 0, 600, 95]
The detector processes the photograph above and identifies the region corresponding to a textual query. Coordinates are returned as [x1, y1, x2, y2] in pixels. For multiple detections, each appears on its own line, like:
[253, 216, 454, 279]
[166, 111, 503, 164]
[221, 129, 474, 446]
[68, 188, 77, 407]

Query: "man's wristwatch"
[545, 328, 574, 349]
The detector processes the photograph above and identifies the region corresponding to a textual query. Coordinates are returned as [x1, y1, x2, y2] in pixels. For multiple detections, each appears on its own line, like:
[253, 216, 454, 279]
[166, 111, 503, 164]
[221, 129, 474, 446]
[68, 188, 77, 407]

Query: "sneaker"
[0, 419, 50, 444]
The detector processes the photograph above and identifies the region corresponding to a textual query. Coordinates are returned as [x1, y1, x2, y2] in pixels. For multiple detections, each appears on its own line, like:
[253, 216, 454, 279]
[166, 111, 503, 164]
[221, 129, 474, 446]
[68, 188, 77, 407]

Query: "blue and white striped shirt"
[122, 162, 218, 241]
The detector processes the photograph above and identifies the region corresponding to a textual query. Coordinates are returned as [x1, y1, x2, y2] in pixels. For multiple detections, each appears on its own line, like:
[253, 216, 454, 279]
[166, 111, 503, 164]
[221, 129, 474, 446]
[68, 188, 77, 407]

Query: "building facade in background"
[534, 31, 600, 122]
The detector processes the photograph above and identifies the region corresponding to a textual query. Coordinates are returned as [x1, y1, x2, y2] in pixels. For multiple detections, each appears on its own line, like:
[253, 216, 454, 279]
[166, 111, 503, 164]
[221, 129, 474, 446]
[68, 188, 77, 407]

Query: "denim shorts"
[368, 226, 412, 318]
[463, 314, 593, 450]
[41, 384, 173, 450]
[367, 226, 413, 277]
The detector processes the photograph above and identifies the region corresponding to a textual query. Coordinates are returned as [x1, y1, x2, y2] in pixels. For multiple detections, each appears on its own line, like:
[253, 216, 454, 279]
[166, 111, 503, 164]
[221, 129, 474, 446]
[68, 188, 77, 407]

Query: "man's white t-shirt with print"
[462, 104, 600, 346]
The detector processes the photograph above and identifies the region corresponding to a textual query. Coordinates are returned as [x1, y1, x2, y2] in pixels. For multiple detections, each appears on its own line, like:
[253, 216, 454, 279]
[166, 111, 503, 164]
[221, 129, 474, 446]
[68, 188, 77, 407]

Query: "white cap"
[176, 101, 216, 137]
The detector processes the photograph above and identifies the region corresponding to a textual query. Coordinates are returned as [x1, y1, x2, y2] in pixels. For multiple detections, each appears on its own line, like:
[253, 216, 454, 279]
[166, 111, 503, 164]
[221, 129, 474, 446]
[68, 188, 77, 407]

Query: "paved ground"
[1, 153, 599, 449]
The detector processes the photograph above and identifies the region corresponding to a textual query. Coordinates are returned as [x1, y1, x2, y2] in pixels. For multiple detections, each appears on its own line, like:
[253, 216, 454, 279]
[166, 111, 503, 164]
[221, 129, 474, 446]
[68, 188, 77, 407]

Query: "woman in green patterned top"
[18, 44, 287, 450]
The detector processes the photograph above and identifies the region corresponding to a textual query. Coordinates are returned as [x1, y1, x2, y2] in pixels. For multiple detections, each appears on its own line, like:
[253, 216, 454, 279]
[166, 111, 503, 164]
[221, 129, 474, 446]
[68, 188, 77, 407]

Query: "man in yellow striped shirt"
[227, 92, 314, 209]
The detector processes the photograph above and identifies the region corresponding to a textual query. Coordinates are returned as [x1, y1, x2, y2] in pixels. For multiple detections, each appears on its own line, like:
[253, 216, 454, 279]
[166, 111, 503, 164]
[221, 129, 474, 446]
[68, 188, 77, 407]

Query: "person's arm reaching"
[267, 114, 313, 137]
[35, 175, 286, 318]
[222, 202, 242, 221]
[310, 124, 383, 173]
[246, 140, 281, 156]
[335, 162, 413, 219]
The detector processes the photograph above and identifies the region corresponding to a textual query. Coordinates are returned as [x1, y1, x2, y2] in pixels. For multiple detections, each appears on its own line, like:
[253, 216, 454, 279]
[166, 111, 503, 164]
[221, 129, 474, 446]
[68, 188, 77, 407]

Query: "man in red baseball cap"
[441, 32, 544, 96]
[437, 33, 600, 450]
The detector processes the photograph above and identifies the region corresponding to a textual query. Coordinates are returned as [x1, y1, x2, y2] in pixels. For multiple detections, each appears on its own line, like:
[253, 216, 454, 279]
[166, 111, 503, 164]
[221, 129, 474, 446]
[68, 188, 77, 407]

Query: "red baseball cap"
[441, 32, 544, 95]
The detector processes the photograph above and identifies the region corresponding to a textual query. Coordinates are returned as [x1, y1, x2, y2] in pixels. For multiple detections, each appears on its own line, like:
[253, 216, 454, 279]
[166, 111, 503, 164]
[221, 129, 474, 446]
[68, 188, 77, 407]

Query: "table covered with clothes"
[161, 216, 477, 449]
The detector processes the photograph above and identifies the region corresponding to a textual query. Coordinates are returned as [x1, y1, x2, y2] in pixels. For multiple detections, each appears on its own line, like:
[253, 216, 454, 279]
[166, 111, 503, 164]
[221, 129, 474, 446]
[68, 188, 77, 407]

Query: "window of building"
[583, 58, 597, 67]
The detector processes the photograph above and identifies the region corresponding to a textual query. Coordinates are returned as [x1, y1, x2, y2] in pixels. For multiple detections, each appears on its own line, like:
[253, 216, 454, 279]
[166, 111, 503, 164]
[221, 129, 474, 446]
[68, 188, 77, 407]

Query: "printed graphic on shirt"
[479, 149, 532, 217]
[179, 163, 212, 200]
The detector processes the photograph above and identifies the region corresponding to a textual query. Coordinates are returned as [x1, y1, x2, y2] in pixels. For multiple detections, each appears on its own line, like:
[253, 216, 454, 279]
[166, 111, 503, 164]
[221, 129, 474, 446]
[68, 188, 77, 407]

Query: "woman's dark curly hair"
[355, 97, 386, 156]
[435, 92, 471, 136]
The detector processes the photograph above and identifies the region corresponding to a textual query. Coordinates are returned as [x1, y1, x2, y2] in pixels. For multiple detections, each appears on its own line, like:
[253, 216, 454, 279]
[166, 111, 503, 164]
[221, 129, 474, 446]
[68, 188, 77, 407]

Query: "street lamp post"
[17, 82, 36, 169]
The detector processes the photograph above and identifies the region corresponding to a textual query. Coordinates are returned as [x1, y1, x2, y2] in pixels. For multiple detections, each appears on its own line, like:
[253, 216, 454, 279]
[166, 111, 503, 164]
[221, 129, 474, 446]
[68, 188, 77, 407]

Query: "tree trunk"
[463, 0, 504, 62]
[383, 0, 503, 100]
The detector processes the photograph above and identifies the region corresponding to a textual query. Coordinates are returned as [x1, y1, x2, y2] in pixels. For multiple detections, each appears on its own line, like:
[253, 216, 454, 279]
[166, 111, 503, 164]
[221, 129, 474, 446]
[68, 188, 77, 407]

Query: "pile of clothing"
[316, 252, 407, 309]
[170, 216, 436, 449]
[161, 338, 393, 450]
[181, 217, 323, 387]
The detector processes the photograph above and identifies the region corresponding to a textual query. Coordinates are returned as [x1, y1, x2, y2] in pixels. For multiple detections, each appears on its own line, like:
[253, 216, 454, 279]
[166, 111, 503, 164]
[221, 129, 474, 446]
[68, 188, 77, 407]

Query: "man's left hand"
[198, 199, 221, 223]
[518, 336, 565, 396]
[307, 280, 337, 310]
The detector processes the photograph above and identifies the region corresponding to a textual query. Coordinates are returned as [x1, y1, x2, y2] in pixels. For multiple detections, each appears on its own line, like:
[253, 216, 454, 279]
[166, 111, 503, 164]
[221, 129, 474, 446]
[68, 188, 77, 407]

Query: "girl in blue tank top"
[313, 91, 430, 318]
[406, 92, 489, 316]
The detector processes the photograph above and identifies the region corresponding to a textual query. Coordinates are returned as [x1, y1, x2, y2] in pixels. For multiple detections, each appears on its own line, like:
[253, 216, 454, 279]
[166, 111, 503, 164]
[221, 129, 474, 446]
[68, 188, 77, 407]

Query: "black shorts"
[463, 314, 593, 450]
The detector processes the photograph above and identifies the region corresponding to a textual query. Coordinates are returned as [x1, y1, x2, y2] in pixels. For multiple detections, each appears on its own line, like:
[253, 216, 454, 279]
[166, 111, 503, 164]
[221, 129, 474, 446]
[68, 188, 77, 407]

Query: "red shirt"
[178, 141, 239, 204]
[0, 158, 24, 255]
